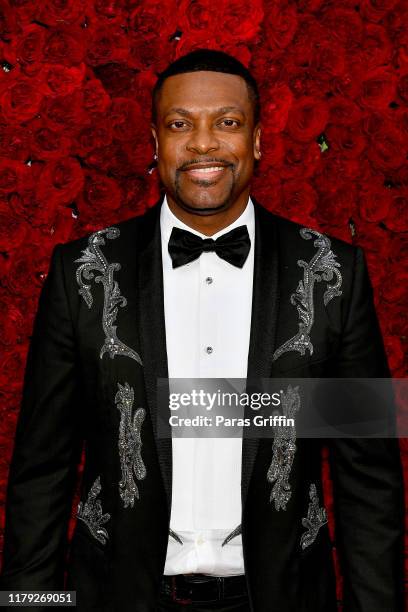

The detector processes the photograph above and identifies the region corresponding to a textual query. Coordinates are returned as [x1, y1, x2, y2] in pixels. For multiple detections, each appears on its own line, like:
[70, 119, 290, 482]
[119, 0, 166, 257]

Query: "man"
[0, 49, 405, 611]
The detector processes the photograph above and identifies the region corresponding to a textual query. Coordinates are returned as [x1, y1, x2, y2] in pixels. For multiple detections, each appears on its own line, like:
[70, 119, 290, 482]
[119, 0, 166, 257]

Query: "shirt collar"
[160, 192, 255, 246]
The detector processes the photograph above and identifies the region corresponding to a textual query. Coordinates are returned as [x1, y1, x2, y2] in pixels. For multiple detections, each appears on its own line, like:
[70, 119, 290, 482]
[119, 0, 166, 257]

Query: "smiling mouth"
[183, 166, 230, 181]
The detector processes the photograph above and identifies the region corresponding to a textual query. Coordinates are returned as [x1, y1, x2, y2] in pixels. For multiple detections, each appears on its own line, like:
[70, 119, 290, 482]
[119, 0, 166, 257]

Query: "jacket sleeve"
[0, 243, 84, 590]
[327, 246, 405, 611]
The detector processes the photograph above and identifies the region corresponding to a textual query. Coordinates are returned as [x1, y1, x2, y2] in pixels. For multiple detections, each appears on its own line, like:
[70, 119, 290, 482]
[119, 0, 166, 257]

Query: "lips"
[183, 165, 230, 181]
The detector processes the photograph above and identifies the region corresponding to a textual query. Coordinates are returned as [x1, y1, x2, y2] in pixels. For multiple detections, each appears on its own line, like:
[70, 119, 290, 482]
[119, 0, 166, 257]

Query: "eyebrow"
[164, 106, 245, 118]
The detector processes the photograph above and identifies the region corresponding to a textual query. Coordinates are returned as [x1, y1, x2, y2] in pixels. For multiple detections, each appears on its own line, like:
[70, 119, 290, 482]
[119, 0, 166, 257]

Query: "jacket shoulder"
[258, 205, 358, 267]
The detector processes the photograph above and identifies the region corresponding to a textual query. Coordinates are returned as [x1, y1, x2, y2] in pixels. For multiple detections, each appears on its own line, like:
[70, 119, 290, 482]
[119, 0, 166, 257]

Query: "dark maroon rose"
[261, 84, 293, 134]
[0, 78, 43, 123]
[36, 0, 85, 26]
[43, 26, 86, 66]
[30, 119, 72, 161]
[83, 78, 111, 115]
[35, 157, 84, 207]
[280, 136, 321, 180]
[41, 63, 86, 97]
[287, 95, 329, 143]
[359, 67, 397, 111]
[86, 25, 129, 66]
[360, 0, 399, 23]
[0, 202, 28, 251]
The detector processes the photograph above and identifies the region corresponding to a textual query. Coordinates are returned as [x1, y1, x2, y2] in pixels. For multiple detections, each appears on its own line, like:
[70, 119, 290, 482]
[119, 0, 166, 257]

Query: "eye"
[220, 119, 240, 127]
[168, 120, 187, 129]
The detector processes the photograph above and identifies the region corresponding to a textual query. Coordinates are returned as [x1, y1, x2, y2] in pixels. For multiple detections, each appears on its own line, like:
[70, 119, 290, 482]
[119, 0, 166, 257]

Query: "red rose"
[1, 243, 54, 297]
[321, 9, 364, 48]
[361, 25, 392, 70]
[328, 96, 362, 126]
[1, 78, 43, 123]
[36, 0, 85, 26]
[42, 90, 87, 130]
[360, 0, 399, 23]
[314, 184, 356, 228]
[41, 63, 86, 97]
[30, 120, 72, 161]
[325, 124, 366, 159]
[43, 26, 86, 66]
[359, 67, 397, 111]
[287, 96, 329, 143]
[278, 179, 318, 224]
[0, 158, 32, 195]
[129, 1, 178, 41]
[0, 347, 29, 393]
[261, 84, 293, 134]
[384, 189, 408, 232]
[36, 157, 84, 207]
[358, 179, 392, 223]
[13, 24, 46, 77]
[109, 97, 143, 142]
[0, 203, 28, 251]
[365, 121, 406, 171]
[0, 125, 31, 161]
[80, 170, 122, 213]
[0, 298, 26, 347]
[262, 1, 298, 53]
[75, 124, 113, 157]
[86, 26, 129, 66]
[83, 79, 110, 115]
[280, 137, 321, 180]
[258, 133, 285, 172]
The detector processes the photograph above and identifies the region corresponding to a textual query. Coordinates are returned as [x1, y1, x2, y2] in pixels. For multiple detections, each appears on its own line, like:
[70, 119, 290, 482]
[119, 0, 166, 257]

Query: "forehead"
[156, 70, 251, 116]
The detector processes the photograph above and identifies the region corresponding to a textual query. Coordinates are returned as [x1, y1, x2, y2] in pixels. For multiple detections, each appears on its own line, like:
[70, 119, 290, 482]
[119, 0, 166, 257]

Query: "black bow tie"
[168, 225, 251, 269]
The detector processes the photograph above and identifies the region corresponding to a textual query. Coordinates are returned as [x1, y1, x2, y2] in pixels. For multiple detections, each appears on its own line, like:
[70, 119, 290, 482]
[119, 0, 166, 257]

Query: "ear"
[151, 124, 158, 154]
[253, 123, 261, 161]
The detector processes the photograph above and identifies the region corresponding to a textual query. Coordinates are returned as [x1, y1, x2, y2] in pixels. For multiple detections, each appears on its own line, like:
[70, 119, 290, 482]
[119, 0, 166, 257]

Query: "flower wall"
[0, 0, 407, 602]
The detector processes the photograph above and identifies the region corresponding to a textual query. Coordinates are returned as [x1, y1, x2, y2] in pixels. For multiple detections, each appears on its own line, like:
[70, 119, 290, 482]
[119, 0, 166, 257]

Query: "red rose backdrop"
[0, 0, 407, 604]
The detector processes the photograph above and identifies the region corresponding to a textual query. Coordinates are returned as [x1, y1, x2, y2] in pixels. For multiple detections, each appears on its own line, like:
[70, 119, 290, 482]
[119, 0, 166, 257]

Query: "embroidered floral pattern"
[115, 381, 146, 508]
[77, 475, 111, 545]
[75, 227, 143, 365]
[222, 524, 242, 547]
[300, 483, 328, 550]
[273, 228, 342, 361]
[267, 385, 300, 511]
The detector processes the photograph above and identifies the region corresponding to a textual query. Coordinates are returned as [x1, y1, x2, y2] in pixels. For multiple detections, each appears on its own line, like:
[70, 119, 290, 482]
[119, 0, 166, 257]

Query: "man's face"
[151, 71, 261, 215]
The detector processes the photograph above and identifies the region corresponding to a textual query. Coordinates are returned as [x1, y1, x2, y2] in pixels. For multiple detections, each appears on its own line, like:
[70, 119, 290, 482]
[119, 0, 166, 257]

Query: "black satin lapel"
[136, 196, 172, 513]
[242, 198, 280, 510]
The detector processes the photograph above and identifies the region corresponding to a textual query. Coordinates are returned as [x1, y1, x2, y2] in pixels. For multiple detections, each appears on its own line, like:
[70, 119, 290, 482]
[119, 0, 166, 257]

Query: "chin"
[176, 192, 232, 214]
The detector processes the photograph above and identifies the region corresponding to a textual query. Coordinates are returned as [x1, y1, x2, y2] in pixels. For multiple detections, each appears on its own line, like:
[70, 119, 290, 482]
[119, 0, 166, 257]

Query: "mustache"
[178, 158, 233, 171]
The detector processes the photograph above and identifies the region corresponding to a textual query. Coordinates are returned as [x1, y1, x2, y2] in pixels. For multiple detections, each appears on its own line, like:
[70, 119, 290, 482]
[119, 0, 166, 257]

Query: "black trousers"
[157, 594, 250, 611]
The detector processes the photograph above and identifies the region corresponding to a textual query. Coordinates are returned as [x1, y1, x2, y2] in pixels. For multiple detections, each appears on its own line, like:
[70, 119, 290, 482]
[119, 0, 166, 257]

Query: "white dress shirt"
[160, 193, 255, 576]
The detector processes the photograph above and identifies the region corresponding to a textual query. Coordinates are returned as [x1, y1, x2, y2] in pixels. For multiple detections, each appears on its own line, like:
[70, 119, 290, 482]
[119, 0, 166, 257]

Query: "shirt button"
[205, 276, 213, 284]
[205, 346, 213, 354]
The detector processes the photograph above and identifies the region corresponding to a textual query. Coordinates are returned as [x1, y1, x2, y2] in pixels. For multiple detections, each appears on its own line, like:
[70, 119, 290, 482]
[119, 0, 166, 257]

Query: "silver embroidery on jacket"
[300, 483, 328, 550]
[75, 227, 143, 365]
[273, 228, 342, 361]
[267, 385, 300, 511]
[77, 475, 111, 545]
[115, 381, 146, 508]
[222, 524, 242, 547]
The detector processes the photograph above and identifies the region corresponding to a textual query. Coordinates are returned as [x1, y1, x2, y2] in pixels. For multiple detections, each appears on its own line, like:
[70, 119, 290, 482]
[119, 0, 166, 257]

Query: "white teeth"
[189, 166, 225, 173]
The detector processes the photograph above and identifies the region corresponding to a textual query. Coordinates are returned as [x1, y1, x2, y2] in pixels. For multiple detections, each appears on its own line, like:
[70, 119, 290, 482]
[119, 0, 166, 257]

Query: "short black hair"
[151, 48, 260, 126]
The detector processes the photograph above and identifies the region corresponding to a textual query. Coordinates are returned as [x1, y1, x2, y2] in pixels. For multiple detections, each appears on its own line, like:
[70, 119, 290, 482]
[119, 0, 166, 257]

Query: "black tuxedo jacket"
[0, 195, 405, 611]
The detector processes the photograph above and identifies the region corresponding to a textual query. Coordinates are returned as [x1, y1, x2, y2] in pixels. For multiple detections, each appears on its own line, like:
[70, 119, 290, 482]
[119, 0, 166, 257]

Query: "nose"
[186, 122, 220, 155]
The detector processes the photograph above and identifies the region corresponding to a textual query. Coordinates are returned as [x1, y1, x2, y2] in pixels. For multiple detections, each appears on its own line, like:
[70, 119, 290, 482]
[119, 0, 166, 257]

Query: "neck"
[165, 189, 250, 236]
